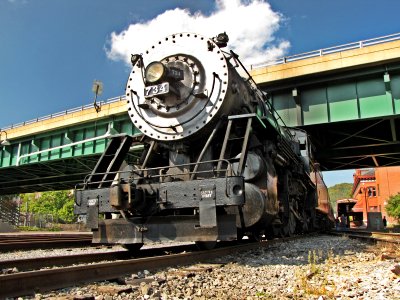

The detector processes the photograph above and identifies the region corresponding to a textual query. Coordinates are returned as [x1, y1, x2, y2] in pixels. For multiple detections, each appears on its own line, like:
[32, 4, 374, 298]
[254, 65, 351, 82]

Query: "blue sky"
[0, 0, 398, 186]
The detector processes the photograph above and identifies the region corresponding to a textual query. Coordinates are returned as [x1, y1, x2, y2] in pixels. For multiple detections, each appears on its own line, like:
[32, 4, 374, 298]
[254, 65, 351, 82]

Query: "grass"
[376, 242, 400, 260]
[17, 225, 62, 231]
[255, 291, 274, 299]
[294, 250, 336, 298]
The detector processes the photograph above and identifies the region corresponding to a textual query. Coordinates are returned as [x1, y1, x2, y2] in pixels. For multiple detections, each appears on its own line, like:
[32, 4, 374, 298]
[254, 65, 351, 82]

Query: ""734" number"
[144, 82, 169, 97]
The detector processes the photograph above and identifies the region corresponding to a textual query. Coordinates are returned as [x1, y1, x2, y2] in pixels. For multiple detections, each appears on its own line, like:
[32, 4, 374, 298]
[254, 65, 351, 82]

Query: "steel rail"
[0, 239, 92, 251]
[0, 232, 92, 239]
[0, 233, 93, 251]
[330, 230, 400, 244]
[0, 244, 196, 272]
[0, 250, 132, 272]
[0, 236, 305, 298]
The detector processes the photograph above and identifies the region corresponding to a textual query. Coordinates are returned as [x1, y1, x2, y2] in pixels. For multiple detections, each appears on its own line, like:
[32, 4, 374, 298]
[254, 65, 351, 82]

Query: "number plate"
[144, 82, 169, 98]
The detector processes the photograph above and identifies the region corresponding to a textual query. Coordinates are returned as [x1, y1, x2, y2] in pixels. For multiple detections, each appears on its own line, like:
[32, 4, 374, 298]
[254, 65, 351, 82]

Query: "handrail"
[250, 32, 400, 69]
[0, 95, 125, 132]
[78, 158, 237, 189]
[16, 133, 113, 166]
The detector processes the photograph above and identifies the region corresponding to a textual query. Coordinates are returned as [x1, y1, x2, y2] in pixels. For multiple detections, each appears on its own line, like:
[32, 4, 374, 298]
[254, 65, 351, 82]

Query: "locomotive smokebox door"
[199, 184, 217, 228]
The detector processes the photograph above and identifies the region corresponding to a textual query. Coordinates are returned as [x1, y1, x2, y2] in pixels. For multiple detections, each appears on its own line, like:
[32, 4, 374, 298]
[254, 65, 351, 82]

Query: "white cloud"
[106, 0, 290, 67]
[7, 0, 28, 4]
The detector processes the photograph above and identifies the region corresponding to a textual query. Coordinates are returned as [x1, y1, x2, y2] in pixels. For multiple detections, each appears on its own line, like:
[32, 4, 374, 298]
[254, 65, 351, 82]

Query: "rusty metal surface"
[92, 215, 237, 244]
[0, 250, 131, 272]
[0, 232, 93, 240]
[330, 230, 400, 244]
[0, 233, 92, 251]
[0, 244, 196, 272]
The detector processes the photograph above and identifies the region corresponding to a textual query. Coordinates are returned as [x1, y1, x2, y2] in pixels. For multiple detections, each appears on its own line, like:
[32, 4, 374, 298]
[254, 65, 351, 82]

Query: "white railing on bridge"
[250, 32, 400, 69]
[0, 95, 125, 132]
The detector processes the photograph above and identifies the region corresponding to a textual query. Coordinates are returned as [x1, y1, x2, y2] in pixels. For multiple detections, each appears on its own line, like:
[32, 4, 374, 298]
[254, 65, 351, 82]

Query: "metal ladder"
[216, 114, 254, 176]
[86, 135, 133, 189]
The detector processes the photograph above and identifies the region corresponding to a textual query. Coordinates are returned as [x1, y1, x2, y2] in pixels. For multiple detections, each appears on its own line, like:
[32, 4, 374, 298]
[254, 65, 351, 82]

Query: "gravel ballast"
[5, 235, 400, 299]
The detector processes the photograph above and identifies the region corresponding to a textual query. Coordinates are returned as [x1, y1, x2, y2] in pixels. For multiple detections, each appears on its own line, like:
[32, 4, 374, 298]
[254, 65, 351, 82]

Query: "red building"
[351, 167, 400, 226]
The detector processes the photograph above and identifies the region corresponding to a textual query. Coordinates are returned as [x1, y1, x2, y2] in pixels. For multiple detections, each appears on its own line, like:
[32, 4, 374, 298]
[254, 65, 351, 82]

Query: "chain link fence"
[19, 212, 60, 228]
[0, 197, 20, 226]
[0, 197, 63, 229]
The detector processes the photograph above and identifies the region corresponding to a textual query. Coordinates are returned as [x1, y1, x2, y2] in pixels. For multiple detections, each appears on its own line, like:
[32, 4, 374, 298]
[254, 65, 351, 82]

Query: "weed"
[17, 226, 41, 231]
[308, 250, 320, 274]
[295, 250, 336, 298]
[255, 291, 274, 299]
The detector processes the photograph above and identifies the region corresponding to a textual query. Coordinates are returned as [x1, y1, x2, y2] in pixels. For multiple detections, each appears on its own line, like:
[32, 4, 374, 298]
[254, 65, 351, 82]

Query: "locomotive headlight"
[145, 62, 166, 83]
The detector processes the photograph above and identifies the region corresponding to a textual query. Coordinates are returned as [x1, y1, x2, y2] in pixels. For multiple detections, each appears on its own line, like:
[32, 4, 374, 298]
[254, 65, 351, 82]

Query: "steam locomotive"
[74, 32, 333, 249]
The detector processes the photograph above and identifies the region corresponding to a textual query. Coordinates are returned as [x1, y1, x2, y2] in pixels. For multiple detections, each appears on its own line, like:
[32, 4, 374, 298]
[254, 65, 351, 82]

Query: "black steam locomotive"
[74, 32, 333, 249]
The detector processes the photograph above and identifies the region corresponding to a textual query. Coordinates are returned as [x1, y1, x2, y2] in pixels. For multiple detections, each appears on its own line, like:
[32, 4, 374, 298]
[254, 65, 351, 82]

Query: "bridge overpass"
[1, 33, 400, 194]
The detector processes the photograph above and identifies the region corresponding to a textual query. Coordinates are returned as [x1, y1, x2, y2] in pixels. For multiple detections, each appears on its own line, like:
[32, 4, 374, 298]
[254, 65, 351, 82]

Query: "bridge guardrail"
[0, 95, 125, 132]
[250, 32, 400, 69]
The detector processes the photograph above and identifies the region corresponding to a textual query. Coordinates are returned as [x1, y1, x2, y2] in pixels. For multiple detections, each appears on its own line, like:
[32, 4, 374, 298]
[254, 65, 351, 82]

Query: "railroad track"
[0, 236, 306, 298]
[0, 232, 93, 251]
[0, 250, 132, 272]
[0, 243, 196, 272]
[331, 230, 400, 244]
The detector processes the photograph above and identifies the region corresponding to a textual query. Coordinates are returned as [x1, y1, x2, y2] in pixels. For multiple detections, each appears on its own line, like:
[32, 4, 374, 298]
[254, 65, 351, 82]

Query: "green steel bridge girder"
[0, 115, 140, 168]
[264, 62, 400, 171]
[1, 61, 400, 194]
[0, 115, 141, 195]
[267, 64, 400, 127]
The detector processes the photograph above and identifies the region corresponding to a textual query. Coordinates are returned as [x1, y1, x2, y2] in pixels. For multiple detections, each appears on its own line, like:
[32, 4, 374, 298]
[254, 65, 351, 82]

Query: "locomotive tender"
[74, 32, 333, 248]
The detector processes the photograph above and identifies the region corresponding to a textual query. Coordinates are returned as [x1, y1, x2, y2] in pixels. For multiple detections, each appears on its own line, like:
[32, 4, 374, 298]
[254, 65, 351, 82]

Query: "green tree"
[58, 199, 76, 223]
[328, 183, 353, 201]
[328, 183, 353, 213]
[20, 190, 76, 223]
[386, 193, 400, 221]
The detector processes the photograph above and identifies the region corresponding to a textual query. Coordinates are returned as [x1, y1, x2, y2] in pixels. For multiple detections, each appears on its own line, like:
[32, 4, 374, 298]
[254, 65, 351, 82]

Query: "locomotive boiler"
[74, 32, 332, 249]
